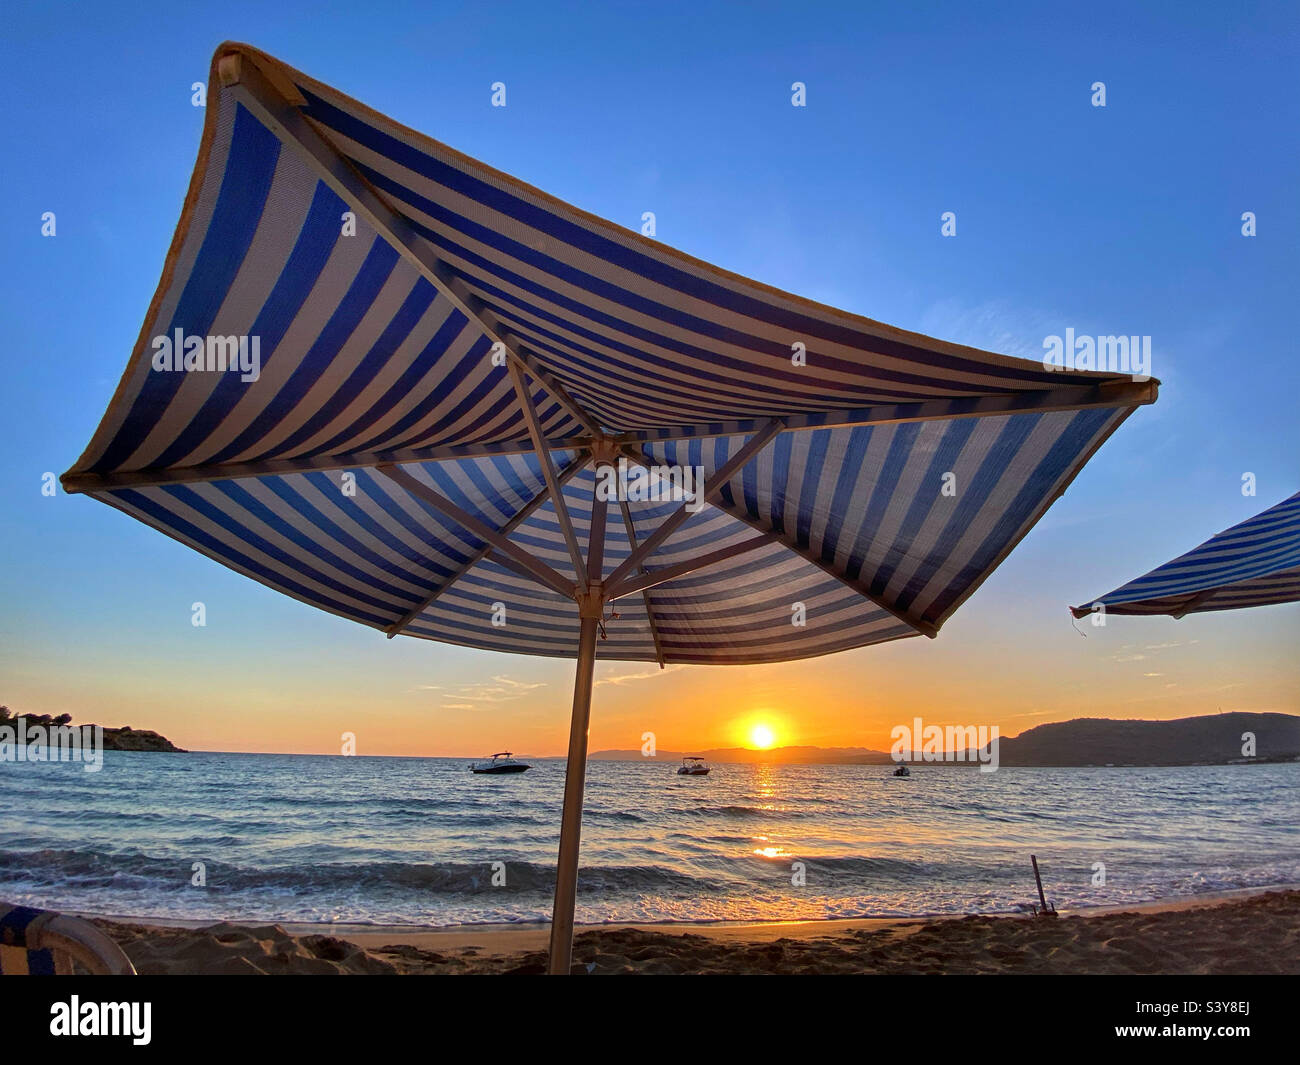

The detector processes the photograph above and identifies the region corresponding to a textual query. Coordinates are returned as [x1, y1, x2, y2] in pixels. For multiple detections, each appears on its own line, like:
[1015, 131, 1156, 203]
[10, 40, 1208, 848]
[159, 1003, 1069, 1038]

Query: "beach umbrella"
[1071, 491, 1300, 620]
[62, 43, 1157, 974]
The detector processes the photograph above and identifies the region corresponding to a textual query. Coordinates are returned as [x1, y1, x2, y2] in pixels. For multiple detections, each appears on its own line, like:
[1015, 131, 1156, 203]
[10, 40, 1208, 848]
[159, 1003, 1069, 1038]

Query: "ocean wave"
[0, 848, 719, 897]
[3, 760, 1296, 925]
[666, 804, 813, 820]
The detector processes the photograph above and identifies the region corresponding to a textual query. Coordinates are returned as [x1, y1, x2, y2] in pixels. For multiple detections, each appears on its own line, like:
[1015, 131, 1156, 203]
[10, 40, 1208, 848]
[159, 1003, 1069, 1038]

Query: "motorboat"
[676, 756, 711, 776]
[469, 752, 531, 774]
[892, 764, 911, 777]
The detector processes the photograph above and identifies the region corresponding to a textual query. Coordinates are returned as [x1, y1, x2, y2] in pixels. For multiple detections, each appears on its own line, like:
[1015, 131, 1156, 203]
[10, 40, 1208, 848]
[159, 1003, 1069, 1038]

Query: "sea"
[2, 752, 1297, 927]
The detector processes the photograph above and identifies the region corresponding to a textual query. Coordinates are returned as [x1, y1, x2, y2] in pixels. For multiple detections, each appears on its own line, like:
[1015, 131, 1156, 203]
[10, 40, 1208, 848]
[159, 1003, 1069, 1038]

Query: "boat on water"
[676, 756, 711, 776]
[892, 765, 911, 777]
[469, 752, 531, 774]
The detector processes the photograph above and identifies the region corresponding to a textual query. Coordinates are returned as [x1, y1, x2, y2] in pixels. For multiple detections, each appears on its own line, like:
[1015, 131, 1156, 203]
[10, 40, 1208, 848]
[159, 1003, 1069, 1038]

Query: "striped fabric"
[0, 903, 136, 975]
[0, 945, 57, 975]
[63, 43, 1156, 664]
[0, 904, 62, 975]
[1071, 492, 1300, 619]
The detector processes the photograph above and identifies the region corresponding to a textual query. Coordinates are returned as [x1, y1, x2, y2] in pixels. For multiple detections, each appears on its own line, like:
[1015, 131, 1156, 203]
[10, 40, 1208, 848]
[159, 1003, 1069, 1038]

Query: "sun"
[749, 723, 776, 749]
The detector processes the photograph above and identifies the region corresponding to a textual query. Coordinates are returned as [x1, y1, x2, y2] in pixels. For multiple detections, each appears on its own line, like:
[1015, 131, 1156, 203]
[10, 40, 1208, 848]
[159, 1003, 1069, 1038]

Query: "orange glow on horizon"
[11, 611, 1293, 758]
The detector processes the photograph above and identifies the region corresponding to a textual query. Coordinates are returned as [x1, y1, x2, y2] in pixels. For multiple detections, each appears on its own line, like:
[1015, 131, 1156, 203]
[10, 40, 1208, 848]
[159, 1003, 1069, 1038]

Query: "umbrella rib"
[1169, 588, 1218, 619]
[614, 381, 1159, 444]
[216, 50, 600, 440]
[607, 533, 773, 599]
[499, 334, 603, 438]
[710, 500, 938, 638]
[374, 464, 576, 600]
[60, 440, 593, 494]
[617, 448, 938, 639]
[604, 419, 785, 589]
[509, 362, 589, 592]
[616, 499, 668, 668]
[484, 550, 568, 589]
[384, 451, 590, 637]
[62, 382, 1158, 494]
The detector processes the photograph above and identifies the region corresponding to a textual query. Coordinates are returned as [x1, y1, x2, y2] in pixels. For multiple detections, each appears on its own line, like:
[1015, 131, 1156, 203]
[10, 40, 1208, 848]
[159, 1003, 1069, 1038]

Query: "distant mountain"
[591, 712, 1300, 768]
[0, 705, 186, 753]
[981, 712, 1299, 767]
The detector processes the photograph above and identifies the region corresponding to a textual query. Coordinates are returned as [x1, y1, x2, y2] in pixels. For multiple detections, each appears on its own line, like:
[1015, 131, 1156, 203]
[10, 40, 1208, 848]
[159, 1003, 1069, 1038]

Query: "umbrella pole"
[548, 611, 600, 974]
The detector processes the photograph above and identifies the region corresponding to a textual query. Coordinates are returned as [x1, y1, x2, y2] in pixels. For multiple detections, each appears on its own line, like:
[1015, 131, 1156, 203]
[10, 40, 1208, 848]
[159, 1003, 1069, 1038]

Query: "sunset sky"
[2, 2, 1297, 756]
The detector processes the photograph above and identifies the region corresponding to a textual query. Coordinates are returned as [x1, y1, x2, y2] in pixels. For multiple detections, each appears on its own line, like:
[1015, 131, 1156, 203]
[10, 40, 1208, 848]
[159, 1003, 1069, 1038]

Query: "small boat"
[469, 752, 531, 774]
[892, 765, 911, 777]
[676, 756, 711, 776]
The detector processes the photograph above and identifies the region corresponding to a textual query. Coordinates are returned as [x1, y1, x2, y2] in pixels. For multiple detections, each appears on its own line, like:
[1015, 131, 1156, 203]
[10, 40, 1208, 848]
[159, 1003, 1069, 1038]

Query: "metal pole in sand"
[1030, 854, 1055, 915]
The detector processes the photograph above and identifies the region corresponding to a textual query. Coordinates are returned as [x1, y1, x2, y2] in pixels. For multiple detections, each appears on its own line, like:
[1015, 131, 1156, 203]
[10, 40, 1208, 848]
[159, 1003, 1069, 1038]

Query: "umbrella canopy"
[1071, 491, 1300, 619]
[63, 42, 1158, 972]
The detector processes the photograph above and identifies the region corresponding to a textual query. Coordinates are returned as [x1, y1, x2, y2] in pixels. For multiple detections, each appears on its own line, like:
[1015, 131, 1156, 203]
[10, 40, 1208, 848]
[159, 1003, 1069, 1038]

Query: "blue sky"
[1, 1, 1296, 754]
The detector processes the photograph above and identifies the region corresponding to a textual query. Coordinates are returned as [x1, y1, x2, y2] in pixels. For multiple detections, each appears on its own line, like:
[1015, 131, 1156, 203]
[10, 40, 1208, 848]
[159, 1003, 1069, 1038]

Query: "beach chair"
[0, 903, 136, 975]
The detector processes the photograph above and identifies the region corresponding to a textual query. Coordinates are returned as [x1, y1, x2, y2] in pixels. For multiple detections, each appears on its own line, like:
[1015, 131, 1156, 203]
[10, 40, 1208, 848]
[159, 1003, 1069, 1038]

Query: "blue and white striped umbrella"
[1071, 491, 1300, 619]
[64, 42, 1156, 666]
[62, 43, 1157, 972]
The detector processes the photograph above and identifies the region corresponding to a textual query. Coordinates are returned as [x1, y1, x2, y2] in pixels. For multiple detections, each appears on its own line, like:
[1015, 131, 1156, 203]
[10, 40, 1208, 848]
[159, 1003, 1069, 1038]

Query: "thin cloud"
[596, 664, 686, 687]
[425, 675, 548, 711]
[996, 709, 1056, 721]
[492, 676, 546, 691]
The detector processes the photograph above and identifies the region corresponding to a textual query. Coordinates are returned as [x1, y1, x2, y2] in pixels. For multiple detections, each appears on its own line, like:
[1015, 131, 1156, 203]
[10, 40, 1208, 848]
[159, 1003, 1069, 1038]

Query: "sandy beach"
[89, 887, 1300, 975]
